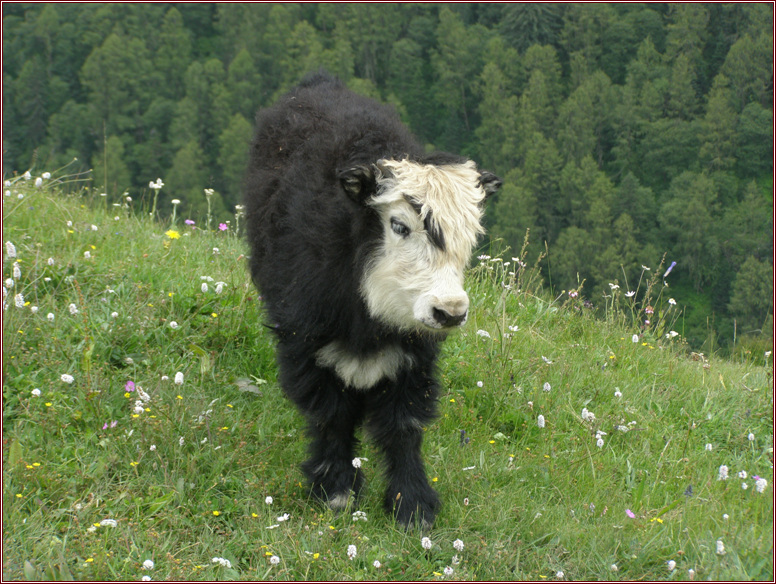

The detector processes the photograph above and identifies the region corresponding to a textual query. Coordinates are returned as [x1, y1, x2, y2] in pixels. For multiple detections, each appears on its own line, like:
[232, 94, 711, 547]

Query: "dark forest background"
[3, 3, 773, 351]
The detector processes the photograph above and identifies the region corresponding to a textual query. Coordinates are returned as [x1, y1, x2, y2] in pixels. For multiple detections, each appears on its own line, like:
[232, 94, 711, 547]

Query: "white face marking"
[360, 159, 486, 333]
[315, 342, 414, 390]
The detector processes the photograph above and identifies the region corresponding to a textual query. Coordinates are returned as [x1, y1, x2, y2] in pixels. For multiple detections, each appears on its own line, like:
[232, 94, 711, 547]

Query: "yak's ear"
[338, 165, 377, 203]
[478, 171, 502, 199]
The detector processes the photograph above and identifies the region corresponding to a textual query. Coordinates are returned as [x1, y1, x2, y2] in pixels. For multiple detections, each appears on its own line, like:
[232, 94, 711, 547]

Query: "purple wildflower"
[625, 509, 635, 518]
[125, 380, 135, 392]
[663, 261, 677, 278]
[218, 223, 228, 231]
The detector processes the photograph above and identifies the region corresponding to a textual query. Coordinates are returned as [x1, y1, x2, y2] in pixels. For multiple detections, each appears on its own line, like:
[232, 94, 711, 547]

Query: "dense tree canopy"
[3, 3, 773, 349]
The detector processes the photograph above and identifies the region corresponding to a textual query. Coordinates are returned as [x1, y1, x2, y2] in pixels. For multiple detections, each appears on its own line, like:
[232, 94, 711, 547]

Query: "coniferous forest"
[2, 3, 773, 351]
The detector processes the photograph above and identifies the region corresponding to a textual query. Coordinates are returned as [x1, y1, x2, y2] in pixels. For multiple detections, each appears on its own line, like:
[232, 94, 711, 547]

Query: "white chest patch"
[315, 342, 413, 390]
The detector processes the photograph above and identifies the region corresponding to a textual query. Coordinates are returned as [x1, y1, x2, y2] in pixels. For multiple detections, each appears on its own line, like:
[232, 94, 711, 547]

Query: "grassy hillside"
[3, 175, 773, 581]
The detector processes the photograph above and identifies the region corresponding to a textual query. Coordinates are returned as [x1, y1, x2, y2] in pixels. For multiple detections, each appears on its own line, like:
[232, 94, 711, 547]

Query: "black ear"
[337, 165, 377, 202]
[478, 171, 502, 198]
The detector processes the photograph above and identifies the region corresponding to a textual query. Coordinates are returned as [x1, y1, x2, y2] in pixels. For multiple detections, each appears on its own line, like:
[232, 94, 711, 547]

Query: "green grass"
[3, 176, 773, 581]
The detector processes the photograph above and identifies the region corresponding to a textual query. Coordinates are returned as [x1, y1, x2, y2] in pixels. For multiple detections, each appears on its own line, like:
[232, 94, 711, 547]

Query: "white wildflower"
[142, 559, 154, 570]
[269, 555, 280, 565]
[5, 241, 17, 258]
[174, 372, 184, 385]
[35, 177, 43, 188]
[211, 557, 232, 569]
[614, 389, 622, 398]
[718, 465, 729, 480]
[632, 334, 639, 343]
[476, 329, 491, 339]
[31, 388, 41, 397]
[14, 293, 24, 308]
[667, 560, 676, 571]
[444, 566, 454, 577]
[84, 251, 91, 259]
[99, 518, 117, 527]
[716, 539, 725, 555]
[265, 496, 273, 505]
[201, 282, 209, 293]
[69, 303, 78, 315]
[111, 311, 119, 318]
[453, 539, 464, 552]
[542, 355, 553, 364]
[150, 444, 156, 451]
[748, 432, 755, 441]
[178, 436, 184, 446]
[61, 374, 74, 384]
[169, 321, 179, 329]
[421, 536, 432, 550]
[705, 443, 712, 451]
[543, 382, 551, 392]
[347, 544, 357, 560]
[373, 560, 381, 568]
[47, 313, 55, 322]
[215, 282, 226, 294]
[13, 262, 21, 279]
[755, 477, 767, 493]
[47, 257, 55, 266]
[738, 470, 747, 479]
[556, 570, 565, 578]
[537, 414, 545, 428]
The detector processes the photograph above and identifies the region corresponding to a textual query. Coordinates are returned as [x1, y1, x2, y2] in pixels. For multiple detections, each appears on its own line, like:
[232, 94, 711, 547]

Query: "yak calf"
[244, 73, 500, 529]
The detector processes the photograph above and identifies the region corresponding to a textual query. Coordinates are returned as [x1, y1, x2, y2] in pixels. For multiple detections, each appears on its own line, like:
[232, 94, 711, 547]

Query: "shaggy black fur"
[244, 73, 483, 529]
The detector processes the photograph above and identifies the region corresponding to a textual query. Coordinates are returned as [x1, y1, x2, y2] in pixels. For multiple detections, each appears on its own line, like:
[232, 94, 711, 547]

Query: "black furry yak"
[244, 73, 501, 529]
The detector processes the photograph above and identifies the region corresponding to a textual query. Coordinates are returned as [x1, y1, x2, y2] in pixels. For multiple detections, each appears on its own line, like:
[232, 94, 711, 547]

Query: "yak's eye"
[390, 218, 410, 237]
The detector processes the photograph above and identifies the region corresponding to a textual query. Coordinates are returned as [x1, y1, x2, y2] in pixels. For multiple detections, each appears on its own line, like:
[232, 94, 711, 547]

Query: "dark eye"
[390, 218, 410, 237]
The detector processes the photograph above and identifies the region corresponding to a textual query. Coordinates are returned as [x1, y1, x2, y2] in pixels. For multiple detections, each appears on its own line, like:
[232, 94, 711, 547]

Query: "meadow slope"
[2, 178, 773, 581]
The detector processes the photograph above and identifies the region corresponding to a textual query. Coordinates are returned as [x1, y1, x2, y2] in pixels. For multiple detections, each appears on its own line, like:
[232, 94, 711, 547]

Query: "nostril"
[433, 307, 467, 328]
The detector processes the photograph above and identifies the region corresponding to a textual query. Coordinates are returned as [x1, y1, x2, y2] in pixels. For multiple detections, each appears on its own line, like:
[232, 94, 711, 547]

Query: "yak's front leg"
[278, 352, 366, 511]
[367, 374, 441, 529]
[301, 402, 365, 511]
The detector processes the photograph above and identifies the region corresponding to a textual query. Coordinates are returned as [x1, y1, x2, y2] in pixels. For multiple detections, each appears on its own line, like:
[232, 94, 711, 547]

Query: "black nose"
[433, 307, 467, 328]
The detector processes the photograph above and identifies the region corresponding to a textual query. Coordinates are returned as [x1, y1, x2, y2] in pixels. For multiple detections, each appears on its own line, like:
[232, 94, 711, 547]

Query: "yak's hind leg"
[277, 349, 366, 511]
[366, 371, 441, 530]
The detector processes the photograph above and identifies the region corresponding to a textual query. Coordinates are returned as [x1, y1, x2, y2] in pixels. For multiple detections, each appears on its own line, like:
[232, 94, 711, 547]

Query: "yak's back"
[249, 73, 420, 180]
